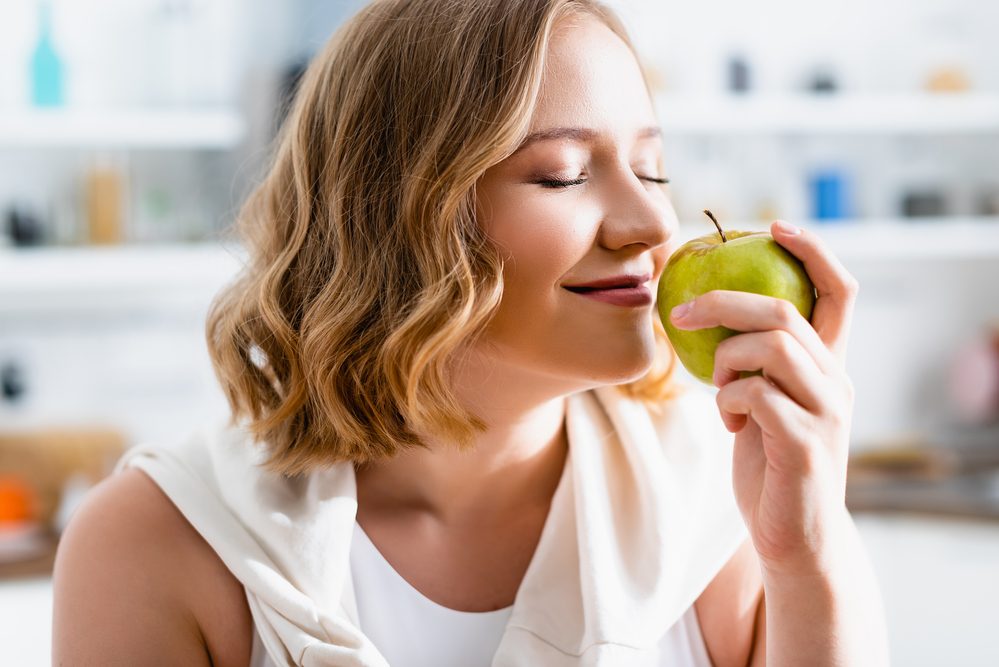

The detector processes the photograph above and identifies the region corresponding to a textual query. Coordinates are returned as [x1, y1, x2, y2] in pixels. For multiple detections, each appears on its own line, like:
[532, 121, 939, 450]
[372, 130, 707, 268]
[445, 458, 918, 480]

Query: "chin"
[595, 343, 657, 386]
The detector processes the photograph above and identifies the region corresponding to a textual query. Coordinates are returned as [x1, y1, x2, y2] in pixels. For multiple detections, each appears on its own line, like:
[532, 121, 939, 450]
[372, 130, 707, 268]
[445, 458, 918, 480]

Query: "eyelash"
[537, 176, 670, 189]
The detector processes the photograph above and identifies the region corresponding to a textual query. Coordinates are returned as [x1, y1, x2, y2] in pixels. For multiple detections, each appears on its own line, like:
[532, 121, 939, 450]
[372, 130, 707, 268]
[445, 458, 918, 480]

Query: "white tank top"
[249, 521, 715, 667]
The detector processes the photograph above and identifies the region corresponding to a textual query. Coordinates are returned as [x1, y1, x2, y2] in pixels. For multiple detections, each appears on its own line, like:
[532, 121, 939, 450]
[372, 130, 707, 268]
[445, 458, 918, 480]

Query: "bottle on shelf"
[84, 156, 125, 245]
[29, 0, 65, 108]
[727, 53, 751, 94]
[809, 168, 853, 221]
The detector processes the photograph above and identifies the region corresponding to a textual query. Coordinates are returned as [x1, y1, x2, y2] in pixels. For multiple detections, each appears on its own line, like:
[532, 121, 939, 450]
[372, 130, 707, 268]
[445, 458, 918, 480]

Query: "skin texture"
[52, 467, 254, 666]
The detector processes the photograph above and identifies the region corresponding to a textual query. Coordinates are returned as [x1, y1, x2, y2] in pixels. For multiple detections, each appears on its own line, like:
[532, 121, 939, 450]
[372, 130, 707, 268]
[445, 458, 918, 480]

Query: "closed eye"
[537, 177, 587, 189]
[537, 176, 670, 189]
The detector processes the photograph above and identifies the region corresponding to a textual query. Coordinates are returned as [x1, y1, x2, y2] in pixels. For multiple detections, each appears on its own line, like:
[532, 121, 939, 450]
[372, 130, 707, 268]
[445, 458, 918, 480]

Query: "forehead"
[530, 14, 655, 135]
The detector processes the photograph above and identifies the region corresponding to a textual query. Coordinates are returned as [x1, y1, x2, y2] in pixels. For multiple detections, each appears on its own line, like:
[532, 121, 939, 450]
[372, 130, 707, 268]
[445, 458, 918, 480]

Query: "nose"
[596, 163, 676, 252]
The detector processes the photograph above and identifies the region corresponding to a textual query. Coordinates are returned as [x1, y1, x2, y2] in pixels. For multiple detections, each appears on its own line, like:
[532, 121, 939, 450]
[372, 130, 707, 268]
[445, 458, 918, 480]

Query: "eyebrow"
[511, 125, 662, 155]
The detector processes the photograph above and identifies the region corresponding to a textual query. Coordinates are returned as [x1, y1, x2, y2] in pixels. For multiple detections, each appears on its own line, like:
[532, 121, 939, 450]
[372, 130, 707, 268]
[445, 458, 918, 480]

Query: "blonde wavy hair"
[206, 0, 683, 477]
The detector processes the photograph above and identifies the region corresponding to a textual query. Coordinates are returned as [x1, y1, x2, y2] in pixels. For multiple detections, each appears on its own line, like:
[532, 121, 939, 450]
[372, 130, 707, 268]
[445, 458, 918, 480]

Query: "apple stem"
[703, 209, 727, 243]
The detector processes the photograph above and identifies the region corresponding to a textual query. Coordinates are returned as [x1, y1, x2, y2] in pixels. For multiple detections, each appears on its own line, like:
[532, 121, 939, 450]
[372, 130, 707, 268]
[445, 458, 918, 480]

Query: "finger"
[716, 375, 813, 472]
[770, 220, 859, 363]
[671, 289, 838, 375]
[713, 330, 828, 413]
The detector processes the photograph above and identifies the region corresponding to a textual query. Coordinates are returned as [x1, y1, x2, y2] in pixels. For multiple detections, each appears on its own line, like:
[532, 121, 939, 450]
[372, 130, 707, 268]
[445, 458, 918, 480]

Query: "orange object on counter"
[0, 426, 128, 530]
[0, 475, 39, 524]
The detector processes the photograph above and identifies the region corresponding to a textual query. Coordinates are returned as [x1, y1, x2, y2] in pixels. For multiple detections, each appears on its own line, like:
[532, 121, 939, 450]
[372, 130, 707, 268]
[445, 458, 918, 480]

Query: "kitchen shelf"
[0, 108, 247, 150]
[654, 92, 999, 135]
[1, 218, 997, 312]
[0, 242, 246, 312]
[675, 217, 999, 262]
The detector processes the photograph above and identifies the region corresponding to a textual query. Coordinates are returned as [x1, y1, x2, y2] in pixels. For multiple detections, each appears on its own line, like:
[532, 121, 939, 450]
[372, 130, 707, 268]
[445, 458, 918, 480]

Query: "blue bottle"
[30, 1, 65, 107]
[809, 169, 851, 221]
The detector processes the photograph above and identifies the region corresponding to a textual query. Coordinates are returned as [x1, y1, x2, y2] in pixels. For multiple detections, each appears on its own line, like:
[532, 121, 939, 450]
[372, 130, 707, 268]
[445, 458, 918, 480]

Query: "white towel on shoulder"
[115, 383, 748, 666]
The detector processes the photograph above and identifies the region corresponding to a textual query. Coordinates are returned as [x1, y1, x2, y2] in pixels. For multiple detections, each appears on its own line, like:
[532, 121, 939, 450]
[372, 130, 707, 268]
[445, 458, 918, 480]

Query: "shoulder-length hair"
[206, 0, 682, 477]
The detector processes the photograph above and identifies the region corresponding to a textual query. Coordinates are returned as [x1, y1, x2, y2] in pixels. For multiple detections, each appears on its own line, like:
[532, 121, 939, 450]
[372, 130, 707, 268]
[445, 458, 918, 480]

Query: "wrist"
[758, 505, 855, 580]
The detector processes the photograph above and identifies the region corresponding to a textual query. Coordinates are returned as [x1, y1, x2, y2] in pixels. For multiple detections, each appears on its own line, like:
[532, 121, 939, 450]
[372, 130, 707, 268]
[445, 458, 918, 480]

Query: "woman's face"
[474, 13, 678, 391]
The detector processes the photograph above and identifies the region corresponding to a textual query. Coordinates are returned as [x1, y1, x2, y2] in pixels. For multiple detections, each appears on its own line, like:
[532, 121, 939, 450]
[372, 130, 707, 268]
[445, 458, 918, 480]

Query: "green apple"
[657, 210, 816, 385]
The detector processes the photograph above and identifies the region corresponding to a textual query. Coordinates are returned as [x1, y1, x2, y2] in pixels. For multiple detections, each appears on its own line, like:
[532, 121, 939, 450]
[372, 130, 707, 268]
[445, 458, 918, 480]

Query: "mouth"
[562, 284, 653, 307]
[563, 284, 639, 294]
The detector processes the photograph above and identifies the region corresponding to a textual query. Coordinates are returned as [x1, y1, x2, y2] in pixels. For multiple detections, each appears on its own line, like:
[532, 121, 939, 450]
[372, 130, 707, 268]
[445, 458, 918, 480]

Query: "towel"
[114, 383, 748, 666]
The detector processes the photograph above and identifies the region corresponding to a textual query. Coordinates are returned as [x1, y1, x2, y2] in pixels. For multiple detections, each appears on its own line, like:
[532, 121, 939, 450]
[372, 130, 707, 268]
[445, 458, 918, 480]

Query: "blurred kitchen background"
[2, 0, 999, 664]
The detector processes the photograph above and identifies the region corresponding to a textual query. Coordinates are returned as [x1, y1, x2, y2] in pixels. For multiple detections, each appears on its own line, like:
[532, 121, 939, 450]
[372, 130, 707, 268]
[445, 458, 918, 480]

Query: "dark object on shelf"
[4, 206, 45, 246]
[901, 190, 947, 218]
[1, 361, 27, 403]
[976, 187, 999, 217]
[727, 55, 751, 93]
[807, 67, 838, 94]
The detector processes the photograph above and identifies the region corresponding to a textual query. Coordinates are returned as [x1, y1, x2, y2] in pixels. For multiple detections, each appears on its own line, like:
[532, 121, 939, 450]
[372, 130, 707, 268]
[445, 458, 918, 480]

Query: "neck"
[354, 396, 569, 527]
[353, 344, 577, 527]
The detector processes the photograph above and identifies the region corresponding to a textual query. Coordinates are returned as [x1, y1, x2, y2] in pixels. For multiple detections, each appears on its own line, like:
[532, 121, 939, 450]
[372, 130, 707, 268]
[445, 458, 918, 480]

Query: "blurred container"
[0, 474, 48, 567]
[29, 0, 64, 107]
[132, 187, 175, 243]
[976, 186, 999, 217]
[85, 159, 125, 245]
[948, 322, 999, 426]
[4, 205, 46, 247]
[889, 137, 952, 220]
[925, 65, 972, 93]
[727, 54, 751, 94]
[806, 65, 838, 94]
[1, 360, 28, 404]
[809, 168, 852, 220]
[0, 475, 38, 524]
[901, 189, 948, 218]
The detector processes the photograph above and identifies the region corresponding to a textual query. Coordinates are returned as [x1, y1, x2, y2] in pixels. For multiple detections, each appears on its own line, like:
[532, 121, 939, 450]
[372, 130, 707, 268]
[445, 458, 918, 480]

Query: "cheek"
[486, 195, 592, 294]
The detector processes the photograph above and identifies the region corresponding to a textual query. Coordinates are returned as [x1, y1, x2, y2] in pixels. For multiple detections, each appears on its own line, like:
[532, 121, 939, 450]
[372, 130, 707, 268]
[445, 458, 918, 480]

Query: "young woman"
[53, 0, 890, 665]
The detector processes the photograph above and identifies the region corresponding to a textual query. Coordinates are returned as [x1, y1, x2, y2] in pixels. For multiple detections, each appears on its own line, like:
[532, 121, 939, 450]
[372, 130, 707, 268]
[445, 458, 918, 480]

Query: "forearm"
[761, 514, 891, 667]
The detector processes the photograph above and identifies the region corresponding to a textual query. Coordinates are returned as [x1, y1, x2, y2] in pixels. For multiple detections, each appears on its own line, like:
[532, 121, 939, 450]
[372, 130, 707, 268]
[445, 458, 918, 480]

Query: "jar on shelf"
[84, 154, 127, 245]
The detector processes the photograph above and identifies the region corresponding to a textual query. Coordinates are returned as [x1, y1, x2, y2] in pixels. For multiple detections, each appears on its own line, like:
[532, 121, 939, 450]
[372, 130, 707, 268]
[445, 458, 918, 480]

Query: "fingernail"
[671, 301, 692, 321]
[774, 220, 800, 236]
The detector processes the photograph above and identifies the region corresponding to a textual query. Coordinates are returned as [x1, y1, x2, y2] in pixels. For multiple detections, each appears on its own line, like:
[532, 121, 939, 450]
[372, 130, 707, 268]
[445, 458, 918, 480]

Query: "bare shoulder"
[52, 467, 253, 667]
[694, 536, 765, 667]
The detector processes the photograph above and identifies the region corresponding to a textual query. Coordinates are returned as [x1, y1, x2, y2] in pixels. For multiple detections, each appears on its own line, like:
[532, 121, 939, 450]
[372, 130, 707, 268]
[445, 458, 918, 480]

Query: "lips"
[562, 284, 654, 307]
[564, 285, 633, 294]
[563, 272, 652, 292]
